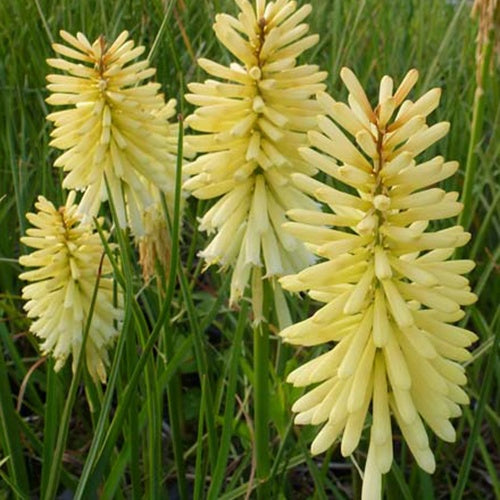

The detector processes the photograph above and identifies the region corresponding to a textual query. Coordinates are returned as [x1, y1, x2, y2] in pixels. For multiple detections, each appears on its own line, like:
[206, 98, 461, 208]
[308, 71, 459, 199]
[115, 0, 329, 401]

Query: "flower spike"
[280, 68, 477, 499]
[184, 0, 327, 306]
[19, 193, 123, 383]
[46, 30, 177, 235]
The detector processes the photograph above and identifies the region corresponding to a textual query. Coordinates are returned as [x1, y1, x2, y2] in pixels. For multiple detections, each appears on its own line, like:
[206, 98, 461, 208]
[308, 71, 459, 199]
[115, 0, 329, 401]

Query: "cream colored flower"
[46, 30, 176, 235]
[19, 193, 123, 383]
[279, 68, 477, 499]
[184, 0, 327, 305]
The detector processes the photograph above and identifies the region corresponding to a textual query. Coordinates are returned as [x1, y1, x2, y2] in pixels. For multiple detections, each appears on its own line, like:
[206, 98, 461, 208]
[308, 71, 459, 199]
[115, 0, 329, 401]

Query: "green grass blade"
[208, 299, 249, 499]
[451, 310, 499, 499]
[42, 253, 106, 500]
[0, 342, 30, 498]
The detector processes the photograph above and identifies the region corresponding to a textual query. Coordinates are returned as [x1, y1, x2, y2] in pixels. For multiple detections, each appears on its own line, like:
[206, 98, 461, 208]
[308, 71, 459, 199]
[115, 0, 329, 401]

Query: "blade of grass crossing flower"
[208, 298, 249, 499]
[166, 112, 217, 472]
[157, 118, 189, 500]
[43, 253, 106, 500]
[76, 118, 186, 498]
[158, 194, 188, 500]
[73, 181, 136, 498]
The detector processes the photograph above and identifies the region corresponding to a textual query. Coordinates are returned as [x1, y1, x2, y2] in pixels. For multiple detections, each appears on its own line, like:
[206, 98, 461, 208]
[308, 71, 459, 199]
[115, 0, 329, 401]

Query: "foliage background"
[0, 0, 498, 498]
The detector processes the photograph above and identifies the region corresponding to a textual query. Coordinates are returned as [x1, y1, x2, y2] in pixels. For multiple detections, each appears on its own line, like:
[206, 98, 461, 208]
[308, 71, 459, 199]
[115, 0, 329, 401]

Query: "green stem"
[458, 31, 494, 233]
[40, 363, 62, 494]
[253, 281, 271, 498]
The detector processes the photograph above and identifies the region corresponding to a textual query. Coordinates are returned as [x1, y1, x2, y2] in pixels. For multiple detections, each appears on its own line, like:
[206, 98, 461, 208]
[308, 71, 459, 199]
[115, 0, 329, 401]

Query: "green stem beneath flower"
[253, 275, 271, 498]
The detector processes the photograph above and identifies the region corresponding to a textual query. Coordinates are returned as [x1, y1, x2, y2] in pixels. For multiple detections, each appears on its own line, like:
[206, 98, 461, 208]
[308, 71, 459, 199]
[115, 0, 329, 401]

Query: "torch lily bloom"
[46, 30, 177, 236]
[184, 0, 327, 307]
[19, 193, 123, 383]
[280, 68, 477, 499]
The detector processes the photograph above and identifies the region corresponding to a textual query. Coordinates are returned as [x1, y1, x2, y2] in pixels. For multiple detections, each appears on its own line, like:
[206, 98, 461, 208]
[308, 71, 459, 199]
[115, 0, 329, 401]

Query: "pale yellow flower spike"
[46, 31, 177, 236]
[184, 0, 327, 306]
[19, 194, 123, 383]
[280, 68, 478, 499]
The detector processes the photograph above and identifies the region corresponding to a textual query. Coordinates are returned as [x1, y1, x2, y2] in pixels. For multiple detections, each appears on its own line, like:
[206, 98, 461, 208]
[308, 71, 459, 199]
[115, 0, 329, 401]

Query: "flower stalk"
[253, 280, 272, 497]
